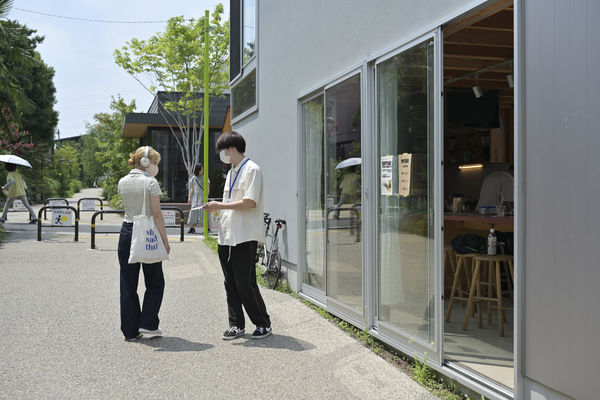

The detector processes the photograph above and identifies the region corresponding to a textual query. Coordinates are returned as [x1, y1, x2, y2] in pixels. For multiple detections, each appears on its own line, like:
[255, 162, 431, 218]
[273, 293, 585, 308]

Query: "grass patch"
[0, 224, 5, 243]
[201, 235, 482, 400]
[203, 233, 218, 252]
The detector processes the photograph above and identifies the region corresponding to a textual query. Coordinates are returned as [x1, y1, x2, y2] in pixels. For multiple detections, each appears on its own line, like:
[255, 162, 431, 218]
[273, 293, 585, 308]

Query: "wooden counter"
[444, 213, 514, 244]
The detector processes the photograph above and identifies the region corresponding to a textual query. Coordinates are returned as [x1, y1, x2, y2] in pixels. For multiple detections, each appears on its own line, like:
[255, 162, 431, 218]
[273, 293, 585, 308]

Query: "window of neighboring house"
[230, 0, 257, 121]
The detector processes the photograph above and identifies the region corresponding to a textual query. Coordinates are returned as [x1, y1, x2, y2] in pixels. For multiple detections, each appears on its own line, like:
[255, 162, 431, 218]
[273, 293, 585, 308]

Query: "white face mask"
[219, 150, 230, 164]
[146, 163, 159, 177]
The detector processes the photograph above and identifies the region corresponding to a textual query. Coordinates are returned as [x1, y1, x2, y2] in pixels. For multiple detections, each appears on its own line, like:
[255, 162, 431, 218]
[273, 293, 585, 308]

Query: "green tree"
[0, 2, 37, 127]
[79, 133, 102, 187]
[51, 144, 81, 197]
[114, 4, 229, 180]
[0, 17, 58, 202]
[88, 96, 138, 206]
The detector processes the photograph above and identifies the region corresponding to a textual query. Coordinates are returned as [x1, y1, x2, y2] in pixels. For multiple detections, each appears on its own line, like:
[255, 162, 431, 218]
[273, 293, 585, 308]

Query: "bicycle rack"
[160, 206, 185, 242]
[90, 207, 185, 250]
[37, 205, 79, 242]
[326, 206, 361, 243]
[77, 198, 104, 221]
[90, 210, 125, 249]
[43, 198, 69, 220]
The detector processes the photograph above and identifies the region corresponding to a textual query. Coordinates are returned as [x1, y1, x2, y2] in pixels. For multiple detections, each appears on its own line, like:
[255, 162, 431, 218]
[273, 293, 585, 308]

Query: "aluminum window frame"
[370, 28, 443, 366]
[230, 0, 259, 124]
[294, 0, 521, 397]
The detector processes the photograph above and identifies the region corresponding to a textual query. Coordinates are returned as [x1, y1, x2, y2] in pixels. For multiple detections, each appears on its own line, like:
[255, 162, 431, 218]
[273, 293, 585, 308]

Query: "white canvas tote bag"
[128, 177, 169, 264]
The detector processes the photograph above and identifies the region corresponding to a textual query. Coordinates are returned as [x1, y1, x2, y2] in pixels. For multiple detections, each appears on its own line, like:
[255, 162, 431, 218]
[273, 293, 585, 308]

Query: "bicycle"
[256, 213, 286, 289]
[255, 213, 271, 266]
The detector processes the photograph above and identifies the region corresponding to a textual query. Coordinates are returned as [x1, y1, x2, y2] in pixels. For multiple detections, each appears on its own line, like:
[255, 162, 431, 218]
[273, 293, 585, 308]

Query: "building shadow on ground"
[140, 336, 214, 352]
[231, 334, 315, 351]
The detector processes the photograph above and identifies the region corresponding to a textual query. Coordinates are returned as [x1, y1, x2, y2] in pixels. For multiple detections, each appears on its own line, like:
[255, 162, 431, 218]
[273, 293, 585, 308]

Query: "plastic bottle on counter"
[487, 228, 497, 255]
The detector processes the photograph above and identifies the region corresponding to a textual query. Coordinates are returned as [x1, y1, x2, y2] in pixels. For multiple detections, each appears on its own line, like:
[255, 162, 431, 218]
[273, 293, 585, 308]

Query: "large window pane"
[242, 0, 255, 64]
[326, 74, 362, 311]
[377, 39, 435, 344]
[231, 69, 256, 118]
[303, 96, 325, 291]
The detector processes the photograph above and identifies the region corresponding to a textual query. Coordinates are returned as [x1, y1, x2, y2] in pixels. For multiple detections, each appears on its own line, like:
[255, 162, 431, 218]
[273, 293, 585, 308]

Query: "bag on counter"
[450, 233, 486, 254]
[128, 177, 169, 264]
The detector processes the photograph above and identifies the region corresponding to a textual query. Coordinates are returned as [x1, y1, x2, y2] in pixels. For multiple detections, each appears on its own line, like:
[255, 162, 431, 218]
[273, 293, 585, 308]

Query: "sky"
[7, 0, 229, 139]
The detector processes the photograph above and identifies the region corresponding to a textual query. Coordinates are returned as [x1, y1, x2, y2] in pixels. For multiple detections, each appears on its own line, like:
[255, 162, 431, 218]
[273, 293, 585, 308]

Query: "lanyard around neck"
[228, 158, 250, 199]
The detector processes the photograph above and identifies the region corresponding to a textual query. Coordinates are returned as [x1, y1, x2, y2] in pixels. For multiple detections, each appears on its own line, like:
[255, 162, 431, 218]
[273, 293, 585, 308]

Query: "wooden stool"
[445, 252, 476, 322]
[462, 254, 514, 336]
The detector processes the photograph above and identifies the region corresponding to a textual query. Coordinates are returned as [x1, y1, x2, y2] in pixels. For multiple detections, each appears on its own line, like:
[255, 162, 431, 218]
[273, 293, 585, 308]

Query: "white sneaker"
[139, 328, 163, 335]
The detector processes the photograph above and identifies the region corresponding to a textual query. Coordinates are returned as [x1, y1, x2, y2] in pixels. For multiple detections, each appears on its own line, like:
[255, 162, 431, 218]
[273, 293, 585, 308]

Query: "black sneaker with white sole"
[251, 326, 272, 339]
[222, 326, 245, 340]
[125, 333, 143, 342]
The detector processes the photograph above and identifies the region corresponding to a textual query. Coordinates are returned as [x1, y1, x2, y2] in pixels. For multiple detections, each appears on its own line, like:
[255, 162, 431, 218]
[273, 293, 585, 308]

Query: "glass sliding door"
[303, 95, 326, 292]
[376, 37, 438, 350]
[325, 74, 363, 316]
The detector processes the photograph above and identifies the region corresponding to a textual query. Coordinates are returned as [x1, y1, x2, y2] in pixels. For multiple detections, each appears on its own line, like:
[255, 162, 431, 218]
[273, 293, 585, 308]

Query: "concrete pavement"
[0, 190, 438, 400]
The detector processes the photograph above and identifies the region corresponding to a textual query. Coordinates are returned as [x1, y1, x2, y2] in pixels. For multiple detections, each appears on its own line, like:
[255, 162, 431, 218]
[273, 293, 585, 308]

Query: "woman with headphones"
[117, 146, 170, 341]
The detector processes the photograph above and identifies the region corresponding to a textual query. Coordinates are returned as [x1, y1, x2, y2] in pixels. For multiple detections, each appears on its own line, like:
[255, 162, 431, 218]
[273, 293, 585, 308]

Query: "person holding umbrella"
[0, 162, 38, 223]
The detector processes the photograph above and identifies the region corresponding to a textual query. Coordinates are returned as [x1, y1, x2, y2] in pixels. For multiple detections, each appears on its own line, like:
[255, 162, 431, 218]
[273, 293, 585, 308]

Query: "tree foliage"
[0, 12, 58, 202]
[86, 96, 138, 206]
[114, 4, 229, 180]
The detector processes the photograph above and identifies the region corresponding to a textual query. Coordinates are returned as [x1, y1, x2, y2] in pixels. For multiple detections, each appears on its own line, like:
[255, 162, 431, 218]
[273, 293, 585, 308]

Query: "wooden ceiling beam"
[472, 10, 513, 29]
[444, 58, 512, 72]
[445, 79, 514, 91]
[445, 28, 513, 47]
[444, 0, 513, 37]
[444, 43, 513, 60]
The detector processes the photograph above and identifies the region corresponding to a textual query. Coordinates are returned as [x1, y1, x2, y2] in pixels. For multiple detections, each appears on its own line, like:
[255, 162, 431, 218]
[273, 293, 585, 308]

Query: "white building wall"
[522, 0, 600, 399]
[233, 0, 483, 275]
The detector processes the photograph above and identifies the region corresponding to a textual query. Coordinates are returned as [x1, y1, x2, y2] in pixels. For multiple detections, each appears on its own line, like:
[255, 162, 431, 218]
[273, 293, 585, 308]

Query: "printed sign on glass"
[398, 153, 412, 197]
[380, 155, 393, 196]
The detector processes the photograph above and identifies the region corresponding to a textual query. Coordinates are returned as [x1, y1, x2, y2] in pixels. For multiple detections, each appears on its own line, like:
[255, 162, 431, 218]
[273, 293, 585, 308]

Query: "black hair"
[5, 163, 16, 172]
[216, 131, 246, 153]
[194, 164, 204, 176]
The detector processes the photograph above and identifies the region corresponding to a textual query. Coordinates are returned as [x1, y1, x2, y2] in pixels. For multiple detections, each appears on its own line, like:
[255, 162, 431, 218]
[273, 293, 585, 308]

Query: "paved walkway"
[0, 190, 438, 400]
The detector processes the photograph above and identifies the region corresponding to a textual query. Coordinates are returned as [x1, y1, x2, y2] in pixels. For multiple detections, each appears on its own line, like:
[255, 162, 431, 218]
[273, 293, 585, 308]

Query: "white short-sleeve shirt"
[118, 169, 162, 222]
[218, 157, 265, 246]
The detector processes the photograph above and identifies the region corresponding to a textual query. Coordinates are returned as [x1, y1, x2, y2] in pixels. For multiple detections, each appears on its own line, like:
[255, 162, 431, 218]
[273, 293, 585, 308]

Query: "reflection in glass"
[377, 39, 435, 344]
[243, 0, 255, 64]
[232, 69, 256, 118]
[326, 74, 362, 312]
[303, 96, 325, 291]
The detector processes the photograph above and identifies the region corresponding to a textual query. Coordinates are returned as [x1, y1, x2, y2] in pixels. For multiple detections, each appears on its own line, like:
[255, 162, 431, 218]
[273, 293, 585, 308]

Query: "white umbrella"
[335, 157, 361, 170]
[0, 154, 33, 168]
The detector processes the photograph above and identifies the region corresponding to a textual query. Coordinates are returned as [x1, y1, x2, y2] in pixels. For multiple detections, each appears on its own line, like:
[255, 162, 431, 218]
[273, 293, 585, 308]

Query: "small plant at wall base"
[201, 235, 476, 400]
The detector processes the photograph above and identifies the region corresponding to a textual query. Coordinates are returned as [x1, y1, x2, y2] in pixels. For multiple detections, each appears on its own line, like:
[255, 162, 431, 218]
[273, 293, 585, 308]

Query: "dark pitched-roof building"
[122, 91, 231, 202]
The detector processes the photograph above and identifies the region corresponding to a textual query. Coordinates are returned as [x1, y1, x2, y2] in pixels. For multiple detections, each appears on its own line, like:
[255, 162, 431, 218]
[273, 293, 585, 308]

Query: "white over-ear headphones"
[140, 146, 151, 168]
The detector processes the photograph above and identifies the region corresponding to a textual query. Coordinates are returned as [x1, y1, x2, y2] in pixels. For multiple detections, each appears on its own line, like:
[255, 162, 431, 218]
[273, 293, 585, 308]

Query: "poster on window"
[380, 155, 393, 196]
[398, 153, 412, 197]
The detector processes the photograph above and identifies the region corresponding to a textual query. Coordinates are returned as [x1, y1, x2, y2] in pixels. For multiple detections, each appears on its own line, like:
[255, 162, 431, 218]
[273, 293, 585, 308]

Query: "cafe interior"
[441, 0, 515, 389]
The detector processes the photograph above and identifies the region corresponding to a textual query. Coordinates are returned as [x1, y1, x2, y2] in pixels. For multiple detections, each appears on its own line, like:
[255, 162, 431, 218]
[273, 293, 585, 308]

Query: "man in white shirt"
[203, 131, 271, 340]
[476, 170, 514, 210]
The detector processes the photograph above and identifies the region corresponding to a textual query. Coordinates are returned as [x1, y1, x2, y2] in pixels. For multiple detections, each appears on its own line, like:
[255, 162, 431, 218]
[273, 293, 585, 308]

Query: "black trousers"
[118, 222, 165, 339]
[218, 240, 270, 330]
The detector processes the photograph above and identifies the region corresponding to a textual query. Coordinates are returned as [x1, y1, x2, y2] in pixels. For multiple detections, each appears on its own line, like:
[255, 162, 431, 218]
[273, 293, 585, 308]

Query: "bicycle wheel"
[255, 243, 266, 265]
[265, 250, 281, 289]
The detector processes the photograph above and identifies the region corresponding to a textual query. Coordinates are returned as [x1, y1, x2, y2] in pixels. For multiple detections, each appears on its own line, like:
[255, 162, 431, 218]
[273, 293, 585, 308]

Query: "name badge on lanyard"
[227, 158, 250, 202]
